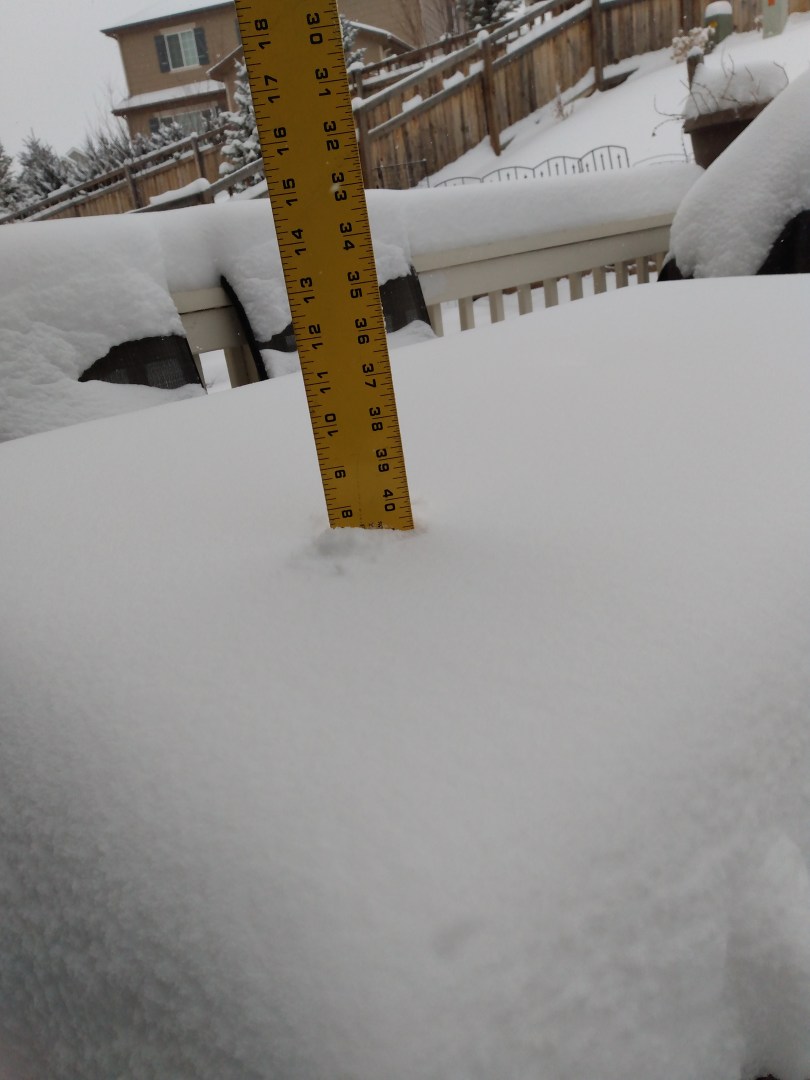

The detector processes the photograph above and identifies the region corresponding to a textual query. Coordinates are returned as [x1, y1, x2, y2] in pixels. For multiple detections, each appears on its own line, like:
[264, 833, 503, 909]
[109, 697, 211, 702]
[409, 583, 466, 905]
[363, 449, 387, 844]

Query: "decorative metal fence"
[433, 145, 630, 187]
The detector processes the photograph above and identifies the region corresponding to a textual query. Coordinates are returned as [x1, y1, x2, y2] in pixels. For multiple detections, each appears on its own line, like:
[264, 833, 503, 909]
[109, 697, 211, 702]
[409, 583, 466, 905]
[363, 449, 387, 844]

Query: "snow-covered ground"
[1, 276, 809, 1079]
[428, 11, 810, 183]
[2, 14, 810, 1079]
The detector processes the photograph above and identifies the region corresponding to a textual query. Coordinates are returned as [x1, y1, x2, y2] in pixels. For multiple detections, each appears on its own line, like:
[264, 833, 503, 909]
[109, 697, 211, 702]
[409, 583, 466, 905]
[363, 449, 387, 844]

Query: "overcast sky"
[0, 0, 141, 161]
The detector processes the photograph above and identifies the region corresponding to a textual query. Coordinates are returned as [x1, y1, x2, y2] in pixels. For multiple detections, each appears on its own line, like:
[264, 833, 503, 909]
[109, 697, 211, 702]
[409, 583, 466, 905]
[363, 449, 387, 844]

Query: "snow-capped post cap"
[476, 29, 490, 43]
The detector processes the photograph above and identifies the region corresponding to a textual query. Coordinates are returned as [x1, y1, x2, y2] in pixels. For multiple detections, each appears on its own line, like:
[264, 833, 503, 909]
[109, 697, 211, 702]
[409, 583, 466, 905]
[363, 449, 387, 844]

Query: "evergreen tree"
[0, 140, 19, 212]
[17, 134, 72, 203]
[149, 119, 188, 151]
[68, 121, 135, 184]
[340, 16, 365, 69]
[464, 0, 522, 29]
[219, 62, 262, 189]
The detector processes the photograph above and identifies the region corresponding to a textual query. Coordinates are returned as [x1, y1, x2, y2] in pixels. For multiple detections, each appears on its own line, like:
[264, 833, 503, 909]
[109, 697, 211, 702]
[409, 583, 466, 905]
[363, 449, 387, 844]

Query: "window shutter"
[194, 27, 209, 65]
[154, 35, 170, 73]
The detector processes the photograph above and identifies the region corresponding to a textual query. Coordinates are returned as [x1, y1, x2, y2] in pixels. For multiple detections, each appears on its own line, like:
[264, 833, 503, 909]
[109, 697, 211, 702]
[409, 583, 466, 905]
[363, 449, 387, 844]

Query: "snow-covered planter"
[682, 52, 788, 167]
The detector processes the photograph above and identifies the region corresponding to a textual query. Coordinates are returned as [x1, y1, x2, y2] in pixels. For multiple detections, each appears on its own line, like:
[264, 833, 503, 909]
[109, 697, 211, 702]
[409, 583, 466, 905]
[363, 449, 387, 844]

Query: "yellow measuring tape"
[234, 0, 414, 530]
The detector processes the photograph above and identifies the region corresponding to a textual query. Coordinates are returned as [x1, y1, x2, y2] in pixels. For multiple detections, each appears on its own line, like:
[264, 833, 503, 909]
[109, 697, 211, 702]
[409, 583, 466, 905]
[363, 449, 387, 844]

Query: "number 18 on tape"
[234, 0, 414, 530]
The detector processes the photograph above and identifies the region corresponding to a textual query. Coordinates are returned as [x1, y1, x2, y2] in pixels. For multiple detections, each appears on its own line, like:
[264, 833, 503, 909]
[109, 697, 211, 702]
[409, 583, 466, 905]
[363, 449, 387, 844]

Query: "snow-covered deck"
[1, 275, 809, 1079]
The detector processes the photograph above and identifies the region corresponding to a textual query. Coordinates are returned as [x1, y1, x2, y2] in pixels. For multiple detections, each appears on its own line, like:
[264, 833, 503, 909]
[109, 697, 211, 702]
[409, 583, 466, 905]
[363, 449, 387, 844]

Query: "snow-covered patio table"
[0, 275, 809, 1080]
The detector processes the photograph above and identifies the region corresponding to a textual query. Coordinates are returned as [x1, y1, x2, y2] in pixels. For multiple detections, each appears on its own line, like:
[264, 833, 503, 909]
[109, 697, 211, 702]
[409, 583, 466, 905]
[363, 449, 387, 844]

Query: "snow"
[0, 164, 694, 442]
[386, 162, 698, 257]
[148, 175, 211, 205]
[683, 55, 789, 118]
[3, 24, 810, 1071]
[428, 11, 810, 181]
[704, 0, 733, 16]
[0, 214, 201, 442]
[114, 79, 225, 111]
[102, 0, 230, 33]
[669, 66, 810, 276]
[0, 198, 412, 441]
[0, 275, 809, 1079]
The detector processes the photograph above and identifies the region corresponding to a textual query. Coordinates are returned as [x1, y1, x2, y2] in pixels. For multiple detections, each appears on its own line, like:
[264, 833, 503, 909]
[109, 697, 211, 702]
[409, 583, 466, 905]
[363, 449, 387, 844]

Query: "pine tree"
[0, 140, 19, 212]
[68, 121, 136, 184]
[17, 134, 72, 203]
[219, 62, 262, 190]
[149, 119, 188, 151]
[340, 16, 365, 69]
[464, 0, 522, 29]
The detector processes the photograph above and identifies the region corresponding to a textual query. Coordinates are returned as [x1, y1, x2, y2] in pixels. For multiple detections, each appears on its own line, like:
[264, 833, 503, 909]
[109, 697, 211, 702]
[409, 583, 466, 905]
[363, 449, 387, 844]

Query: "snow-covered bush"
[672, 25, 714, 62]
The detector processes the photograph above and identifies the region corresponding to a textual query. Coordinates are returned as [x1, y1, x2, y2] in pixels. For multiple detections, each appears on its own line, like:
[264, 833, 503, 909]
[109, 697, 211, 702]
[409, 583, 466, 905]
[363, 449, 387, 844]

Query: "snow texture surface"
[0, 276, 809, 1080]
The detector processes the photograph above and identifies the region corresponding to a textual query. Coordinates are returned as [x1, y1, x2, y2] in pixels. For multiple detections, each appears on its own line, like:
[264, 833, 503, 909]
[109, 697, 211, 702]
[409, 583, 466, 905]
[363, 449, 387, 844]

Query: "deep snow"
[0, 276, 809, 1080]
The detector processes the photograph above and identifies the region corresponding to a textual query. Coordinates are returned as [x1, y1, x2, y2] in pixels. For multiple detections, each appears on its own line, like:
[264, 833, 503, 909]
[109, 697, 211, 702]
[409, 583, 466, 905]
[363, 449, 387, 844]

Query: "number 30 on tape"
[234, 0, 414, 530]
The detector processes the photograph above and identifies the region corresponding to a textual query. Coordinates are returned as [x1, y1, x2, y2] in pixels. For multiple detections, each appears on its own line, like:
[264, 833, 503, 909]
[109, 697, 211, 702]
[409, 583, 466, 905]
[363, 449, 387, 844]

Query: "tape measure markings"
[234, 2, 414, 528]
[234, 1, 411, 532]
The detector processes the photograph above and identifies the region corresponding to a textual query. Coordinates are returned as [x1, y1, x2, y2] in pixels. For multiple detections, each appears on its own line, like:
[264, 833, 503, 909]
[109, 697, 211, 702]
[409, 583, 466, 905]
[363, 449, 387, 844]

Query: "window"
[154, 27, 209, 72]
[149, 108, 218, 137]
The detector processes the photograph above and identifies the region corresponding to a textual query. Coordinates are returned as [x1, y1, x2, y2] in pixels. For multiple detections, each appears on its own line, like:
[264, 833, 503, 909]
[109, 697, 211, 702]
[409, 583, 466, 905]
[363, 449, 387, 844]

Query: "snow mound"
[671, 67, 810, 276]
[0, 277, 809, 1079]
[683, 56, 789, 118]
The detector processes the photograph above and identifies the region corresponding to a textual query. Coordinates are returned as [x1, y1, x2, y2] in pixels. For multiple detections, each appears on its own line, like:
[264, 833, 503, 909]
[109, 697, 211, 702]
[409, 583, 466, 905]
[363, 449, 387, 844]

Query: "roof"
[102, 0, 232, 35]
[113, 78, 225, 113]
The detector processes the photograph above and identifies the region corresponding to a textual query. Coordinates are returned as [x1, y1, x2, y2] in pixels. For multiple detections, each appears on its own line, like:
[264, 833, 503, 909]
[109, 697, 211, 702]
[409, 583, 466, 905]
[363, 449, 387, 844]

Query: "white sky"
[0, 0, 141, 161]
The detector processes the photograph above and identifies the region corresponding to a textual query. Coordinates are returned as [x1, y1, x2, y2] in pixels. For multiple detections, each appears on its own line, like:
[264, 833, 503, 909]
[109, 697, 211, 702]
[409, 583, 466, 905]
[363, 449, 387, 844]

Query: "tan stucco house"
[103, 0, 459, 139]
[102, 0, 240, 140]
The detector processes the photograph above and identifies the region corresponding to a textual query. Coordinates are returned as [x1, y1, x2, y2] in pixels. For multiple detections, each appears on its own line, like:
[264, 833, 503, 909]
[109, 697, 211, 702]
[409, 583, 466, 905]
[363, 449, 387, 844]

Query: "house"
[208, 20, 412, 116]
[338, 0, 461, 47]
[102, 0, 241, 140]
[103, 0, 456, 141]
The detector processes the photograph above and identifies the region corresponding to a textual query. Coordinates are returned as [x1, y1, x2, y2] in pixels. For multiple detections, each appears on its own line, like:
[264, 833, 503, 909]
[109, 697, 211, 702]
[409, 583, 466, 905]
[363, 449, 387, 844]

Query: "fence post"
[355, 106, 374, 188]
[123, 164, 142, 210]
[480, 37, 502, 157]
[591, 0, 605, 91]
[191, 134, 206, 180]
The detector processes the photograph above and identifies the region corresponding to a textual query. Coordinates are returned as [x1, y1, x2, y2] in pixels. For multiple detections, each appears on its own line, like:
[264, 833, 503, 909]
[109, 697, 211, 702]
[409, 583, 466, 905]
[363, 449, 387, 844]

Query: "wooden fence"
[6, 0, 810, 220]
[355, 0, 810, 186]
[2, 128, 228, 223]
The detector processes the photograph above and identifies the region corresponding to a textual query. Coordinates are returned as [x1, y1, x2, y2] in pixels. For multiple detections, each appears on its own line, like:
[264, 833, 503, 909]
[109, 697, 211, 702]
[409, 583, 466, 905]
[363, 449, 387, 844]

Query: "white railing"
[171, 211, 673, 384]
[413, 212, 672, 336]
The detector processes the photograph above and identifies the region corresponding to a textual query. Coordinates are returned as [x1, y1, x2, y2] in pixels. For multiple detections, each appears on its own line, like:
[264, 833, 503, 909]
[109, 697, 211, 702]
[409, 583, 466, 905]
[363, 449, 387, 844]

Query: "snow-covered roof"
[671, 66, 810, 276]
[113, 78, 225, 113]
[102, 0, 232, 34]
[1, 273, 809, 1080]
